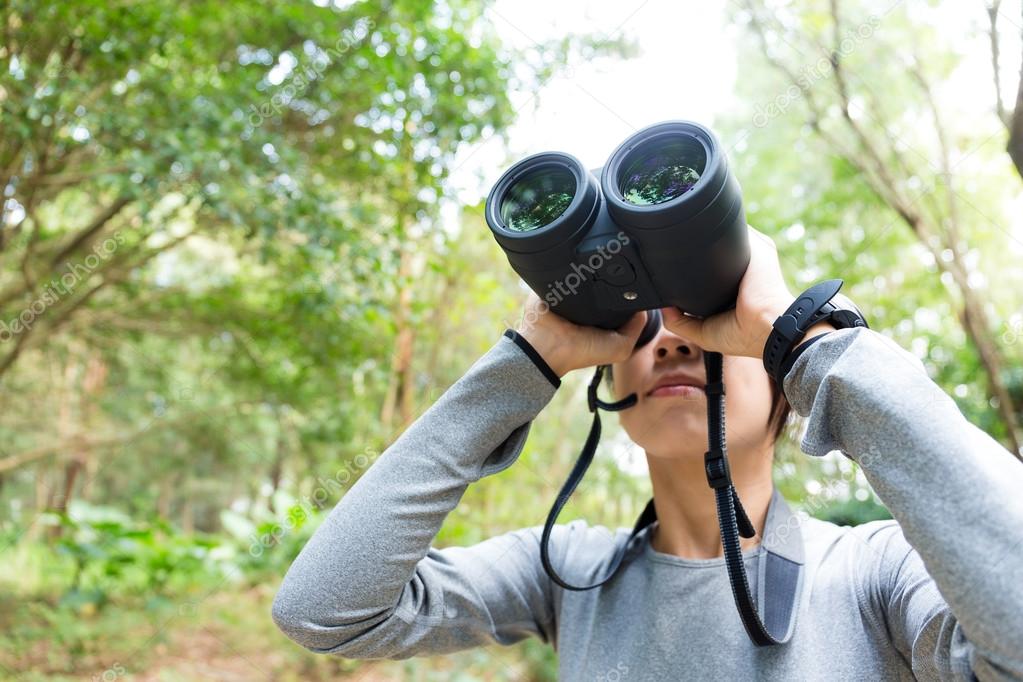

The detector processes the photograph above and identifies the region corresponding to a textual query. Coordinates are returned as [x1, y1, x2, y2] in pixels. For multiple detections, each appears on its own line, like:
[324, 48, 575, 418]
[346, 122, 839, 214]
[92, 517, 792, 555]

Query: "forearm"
[272, 334, 558, 650]
[785, 327, 1023, 665]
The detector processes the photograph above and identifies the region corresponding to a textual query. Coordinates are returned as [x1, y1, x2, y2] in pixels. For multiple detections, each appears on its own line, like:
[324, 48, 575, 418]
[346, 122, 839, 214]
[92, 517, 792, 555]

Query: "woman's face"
[610, 322, 776, 459]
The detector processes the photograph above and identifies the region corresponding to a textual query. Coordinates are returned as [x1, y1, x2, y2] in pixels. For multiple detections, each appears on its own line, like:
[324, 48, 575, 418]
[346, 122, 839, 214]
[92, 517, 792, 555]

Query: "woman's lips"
[648, 384, 704, 398]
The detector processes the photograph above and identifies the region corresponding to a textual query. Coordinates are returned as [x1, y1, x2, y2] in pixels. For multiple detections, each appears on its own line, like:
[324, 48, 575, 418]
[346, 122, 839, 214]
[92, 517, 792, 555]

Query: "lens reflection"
[620, 139, 706, 206]
[500, 167, 576, 232]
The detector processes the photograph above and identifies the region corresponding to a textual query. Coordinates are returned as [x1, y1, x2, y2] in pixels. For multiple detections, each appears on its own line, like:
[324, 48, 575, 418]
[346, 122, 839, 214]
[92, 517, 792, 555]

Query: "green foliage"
[0, 1, 626, 678]
[1, 0, 1019, 679]
[724, 0, 1023, 445]
[815, 498, 892, 527]
[45, 502, 222, 607]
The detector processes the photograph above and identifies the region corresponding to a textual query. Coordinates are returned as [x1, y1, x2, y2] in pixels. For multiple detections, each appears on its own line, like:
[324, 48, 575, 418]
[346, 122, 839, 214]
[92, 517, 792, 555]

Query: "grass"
[0, 541, 557, 681]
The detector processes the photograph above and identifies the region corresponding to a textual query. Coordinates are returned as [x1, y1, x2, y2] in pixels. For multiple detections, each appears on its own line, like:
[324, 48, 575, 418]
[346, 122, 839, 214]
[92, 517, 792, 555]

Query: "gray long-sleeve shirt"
[272, 327, 1023, 680]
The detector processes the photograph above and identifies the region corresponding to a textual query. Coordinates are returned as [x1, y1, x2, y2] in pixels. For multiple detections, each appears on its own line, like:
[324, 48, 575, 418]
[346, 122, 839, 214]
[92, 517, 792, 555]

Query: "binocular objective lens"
[500, 166, 576, 232]
[619, 139, 706, 206]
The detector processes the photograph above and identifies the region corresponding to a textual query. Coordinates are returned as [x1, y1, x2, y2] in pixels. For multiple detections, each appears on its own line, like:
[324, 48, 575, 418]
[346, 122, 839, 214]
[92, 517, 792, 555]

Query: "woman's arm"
[785, 326, 1023, 680]
[271, 334, 560, 656]
[272, 302, 646, 658]
[661, 228, 1022, 677]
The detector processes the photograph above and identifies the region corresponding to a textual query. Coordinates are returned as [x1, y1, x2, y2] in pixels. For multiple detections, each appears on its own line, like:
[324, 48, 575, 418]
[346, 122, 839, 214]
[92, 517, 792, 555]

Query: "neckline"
[640, 522, 765, 568]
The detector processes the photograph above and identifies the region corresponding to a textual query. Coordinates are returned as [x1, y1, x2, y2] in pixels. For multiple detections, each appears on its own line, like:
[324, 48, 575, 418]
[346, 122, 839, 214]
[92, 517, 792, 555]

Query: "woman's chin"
[625, 423, 708, 456]
[644, 445, 706, 461]
[620, 403, 709, 452]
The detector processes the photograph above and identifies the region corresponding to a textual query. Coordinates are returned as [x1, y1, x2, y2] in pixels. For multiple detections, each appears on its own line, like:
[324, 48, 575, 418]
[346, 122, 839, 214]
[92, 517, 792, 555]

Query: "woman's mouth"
[648, 383, 705, 398]
[646, 372, 706, 398]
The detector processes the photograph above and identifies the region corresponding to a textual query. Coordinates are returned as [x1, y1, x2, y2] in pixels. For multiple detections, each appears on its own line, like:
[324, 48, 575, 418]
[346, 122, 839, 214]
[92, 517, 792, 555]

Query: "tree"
[0, 0, 630, 525]
[0, 0, 523, 381]
[986, 0, 1023, 179]
[735, 0, 1023, 458]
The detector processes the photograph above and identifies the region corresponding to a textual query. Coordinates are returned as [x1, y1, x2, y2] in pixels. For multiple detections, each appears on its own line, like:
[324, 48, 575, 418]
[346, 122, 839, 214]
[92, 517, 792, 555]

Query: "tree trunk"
[999, 4, 1023, 179]
[958, 295, 1022, 455]
[47, 361, 78, 538]
[381, 248, 417, 430]
[1008, 83, 1023, 179]
[744, 2, 1023, 458]
[181, 489, 194, 534]
[268, 415, 286, 512]
[157, 475, 175, 520]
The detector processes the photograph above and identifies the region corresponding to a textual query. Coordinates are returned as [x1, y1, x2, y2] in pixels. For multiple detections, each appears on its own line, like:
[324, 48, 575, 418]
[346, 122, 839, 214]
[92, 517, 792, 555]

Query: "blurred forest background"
[1, 0, 1022, 679]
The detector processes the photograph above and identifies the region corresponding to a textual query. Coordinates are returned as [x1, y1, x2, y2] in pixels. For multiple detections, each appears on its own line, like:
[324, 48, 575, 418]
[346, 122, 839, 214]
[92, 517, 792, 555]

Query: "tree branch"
[0, 400, 263, 474]
[743, 0, 1023, 457]
[50, 195, 132, 267]
[35, 165, 131, 188]
[987, 1, 1010, 126]
[0, 219, 196, 383]
[1008, 9, 1023, 179]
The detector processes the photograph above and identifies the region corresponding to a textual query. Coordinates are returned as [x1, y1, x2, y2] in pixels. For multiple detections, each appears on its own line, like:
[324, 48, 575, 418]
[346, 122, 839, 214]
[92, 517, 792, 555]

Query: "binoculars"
[485, 121, 750, 338]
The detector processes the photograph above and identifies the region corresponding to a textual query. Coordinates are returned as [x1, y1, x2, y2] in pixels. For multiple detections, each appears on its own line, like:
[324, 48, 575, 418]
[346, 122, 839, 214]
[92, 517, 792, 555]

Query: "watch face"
[828, 293, 869, 329]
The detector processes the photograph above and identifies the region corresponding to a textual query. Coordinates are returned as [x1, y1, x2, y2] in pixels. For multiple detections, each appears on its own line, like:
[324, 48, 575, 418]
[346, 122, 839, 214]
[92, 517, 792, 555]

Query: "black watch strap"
[763, 279, 843, 384]
[778, 331, 831, 382]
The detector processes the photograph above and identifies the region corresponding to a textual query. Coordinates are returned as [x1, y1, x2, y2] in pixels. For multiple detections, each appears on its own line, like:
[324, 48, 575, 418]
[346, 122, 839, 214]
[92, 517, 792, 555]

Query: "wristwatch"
[762, 279, 868, 385]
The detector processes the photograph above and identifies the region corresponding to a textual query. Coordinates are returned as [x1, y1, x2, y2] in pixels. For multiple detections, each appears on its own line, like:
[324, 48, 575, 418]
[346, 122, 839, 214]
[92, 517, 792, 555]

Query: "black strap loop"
[541, 367, 652, 591]
[587, 365, 636, 413]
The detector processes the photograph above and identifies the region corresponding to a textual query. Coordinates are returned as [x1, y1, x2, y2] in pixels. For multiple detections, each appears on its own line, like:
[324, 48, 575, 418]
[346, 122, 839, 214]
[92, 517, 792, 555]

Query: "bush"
[42, 502, 223, 611]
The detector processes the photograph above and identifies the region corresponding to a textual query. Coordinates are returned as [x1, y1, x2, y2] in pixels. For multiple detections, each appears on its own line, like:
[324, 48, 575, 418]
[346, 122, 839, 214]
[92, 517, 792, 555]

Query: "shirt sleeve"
[784, 327, 1023, 680]
[851, 520, 979, 679]
[271, 333, 563, 658]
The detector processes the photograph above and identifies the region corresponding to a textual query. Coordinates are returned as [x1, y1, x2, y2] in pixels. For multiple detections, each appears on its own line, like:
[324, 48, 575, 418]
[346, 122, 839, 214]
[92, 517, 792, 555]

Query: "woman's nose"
[654, 333, 700, 361]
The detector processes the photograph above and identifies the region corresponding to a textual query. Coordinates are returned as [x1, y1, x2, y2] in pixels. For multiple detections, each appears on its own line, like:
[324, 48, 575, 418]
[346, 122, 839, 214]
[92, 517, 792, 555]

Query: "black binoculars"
[485, 121, 750, 339]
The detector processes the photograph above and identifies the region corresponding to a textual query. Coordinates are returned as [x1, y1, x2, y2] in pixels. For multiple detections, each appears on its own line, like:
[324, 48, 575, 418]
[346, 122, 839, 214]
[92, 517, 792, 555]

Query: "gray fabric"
[272, 327, 1023, 680]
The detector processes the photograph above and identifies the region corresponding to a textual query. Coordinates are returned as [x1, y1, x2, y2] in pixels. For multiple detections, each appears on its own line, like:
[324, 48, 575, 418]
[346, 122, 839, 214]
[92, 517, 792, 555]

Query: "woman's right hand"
[514, 292, 647, 378]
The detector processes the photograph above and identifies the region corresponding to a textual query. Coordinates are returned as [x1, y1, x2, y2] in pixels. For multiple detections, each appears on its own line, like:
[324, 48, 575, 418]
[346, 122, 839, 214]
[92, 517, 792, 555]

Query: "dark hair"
[604, 363, 792, 443]
[767, 380, 791, 442]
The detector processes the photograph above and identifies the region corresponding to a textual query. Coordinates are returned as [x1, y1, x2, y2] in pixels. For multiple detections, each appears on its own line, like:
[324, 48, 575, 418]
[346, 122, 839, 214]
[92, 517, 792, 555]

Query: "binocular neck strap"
[703, 350, 800, 646]
[538, 358, 802, 646]
[539, 365, 656, 591]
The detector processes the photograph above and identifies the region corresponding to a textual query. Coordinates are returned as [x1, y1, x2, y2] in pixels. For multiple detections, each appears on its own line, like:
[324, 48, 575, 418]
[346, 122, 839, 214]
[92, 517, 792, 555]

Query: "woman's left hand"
[660, 226, 811, 359]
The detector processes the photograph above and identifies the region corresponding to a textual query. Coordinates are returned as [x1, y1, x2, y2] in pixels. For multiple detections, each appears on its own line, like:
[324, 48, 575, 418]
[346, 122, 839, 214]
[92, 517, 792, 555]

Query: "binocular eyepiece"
[486, 121, 750, 344]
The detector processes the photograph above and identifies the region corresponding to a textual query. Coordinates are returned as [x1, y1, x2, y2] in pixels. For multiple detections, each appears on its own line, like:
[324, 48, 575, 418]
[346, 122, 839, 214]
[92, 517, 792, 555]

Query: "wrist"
[754, 297, 792, 358]
[762, 279, 859, 384]
[802, 320, 838, 343]
[513, 326, 572, 378]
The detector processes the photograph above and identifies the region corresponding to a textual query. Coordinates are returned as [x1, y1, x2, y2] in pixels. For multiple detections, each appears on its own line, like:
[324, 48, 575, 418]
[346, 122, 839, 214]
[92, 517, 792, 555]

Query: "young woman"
[272, 228, 1023, 680]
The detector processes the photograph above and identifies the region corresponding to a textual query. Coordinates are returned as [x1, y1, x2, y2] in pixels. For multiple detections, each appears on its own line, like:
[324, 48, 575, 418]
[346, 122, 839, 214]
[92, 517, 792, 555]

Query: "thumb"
[616, 310, 648, 343]
[596, 311, 648, 364]
[660, 307, 707, 346]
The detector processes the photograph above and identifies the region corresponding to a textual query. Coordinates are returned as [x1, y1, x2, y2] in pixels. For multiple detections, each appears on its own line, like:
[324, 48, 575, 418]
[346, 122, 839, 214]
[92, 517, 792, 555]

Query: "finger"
[616, 310, 647, 342]
[748, 224, 770, 243]
[660, 307, 706, 347]
[599, 311, 647, 362]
